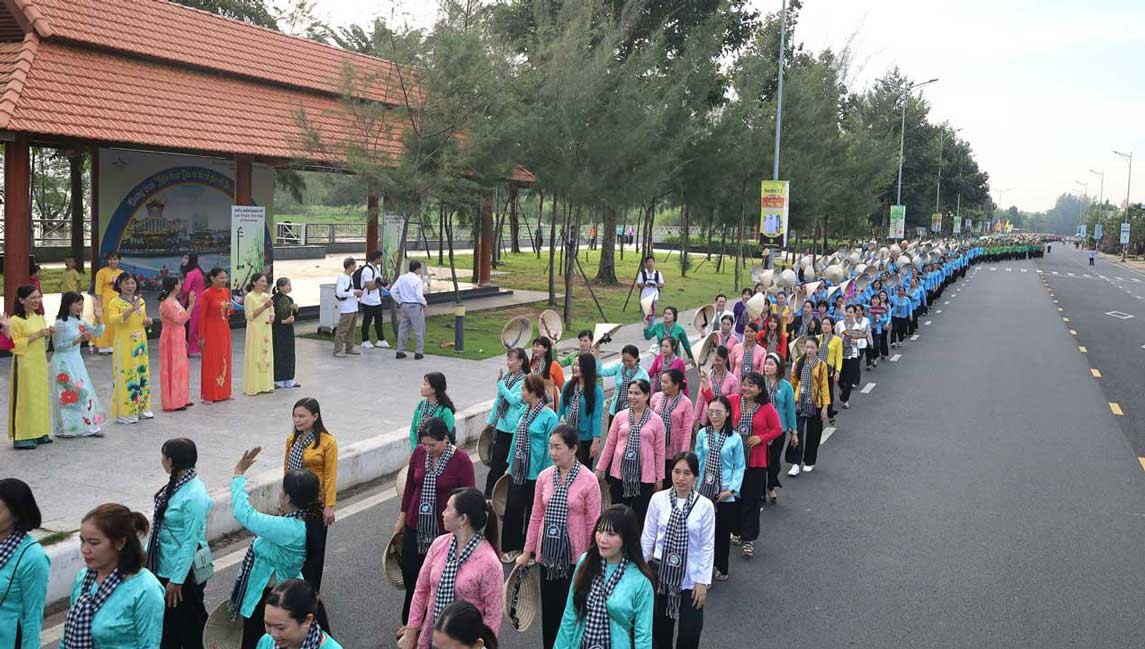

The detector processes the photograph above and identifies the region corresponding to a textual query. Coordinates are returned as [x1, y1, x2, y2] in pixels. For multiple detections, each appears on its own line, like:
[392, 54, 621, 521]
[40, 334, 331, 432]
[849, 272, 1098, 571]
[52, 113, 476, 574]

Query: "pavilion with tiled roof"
[0, 0, 520, 306]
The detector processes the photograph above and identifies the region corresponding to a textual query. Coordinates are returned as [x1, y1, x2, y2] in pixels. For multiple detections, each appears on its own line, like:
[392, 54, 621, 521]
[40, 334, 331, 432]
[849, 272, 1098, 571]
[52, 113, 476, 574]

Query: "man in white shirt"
[358, 249, 391, 350]
[334, 257, 362, 357]
[391, 259, 428, 360]
[709, 293, 734, 336]
[835, 305, 865, 409]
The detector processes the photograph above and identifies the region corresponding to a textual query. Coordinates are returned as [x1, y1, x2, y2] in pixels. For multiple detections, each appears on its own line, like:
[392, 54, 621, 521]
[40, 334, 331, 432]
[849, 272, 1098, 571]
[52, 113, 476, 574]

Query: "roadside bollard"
[454, 305, 465, 352]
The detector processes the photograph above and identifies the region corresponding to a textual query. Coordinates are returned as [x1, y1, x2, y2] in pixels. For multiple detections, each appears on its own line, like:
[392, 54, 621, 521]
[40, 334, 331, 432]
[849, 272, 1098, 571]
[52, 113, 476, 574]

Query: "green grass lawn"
[275, 205, 366, 223]
[304, 248, 753, 360]
[0, 268, 90, 296]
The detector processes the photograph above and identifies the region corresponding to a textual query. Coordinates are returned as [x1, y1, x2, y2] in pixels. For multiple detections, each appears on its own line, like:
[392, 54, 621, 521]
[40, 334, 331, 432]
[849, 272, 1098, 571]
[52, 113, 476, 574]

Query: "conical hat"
[501, 316, 532, 350]
[839, 279, 852, 299]
[691, 332, 720, 370]
[692, 304, 715, 332]
[746, 293, 769, 321]
[592, 323, 622, 348]
[503, 563, 540, 632]
[538, 309, 562, 342]
[789, 334, 813, 359]
[492, 474, 510, 518]
[478, 425, 494, 466]
[394, 464, 408, 498]
[803, 281, 822, 297]
[824, 264, 845, 284]
[779, 268, 798, 288]
[640, 295, 657, 317]
[383, 530, 405, 590]
[203, 601, 244, 649]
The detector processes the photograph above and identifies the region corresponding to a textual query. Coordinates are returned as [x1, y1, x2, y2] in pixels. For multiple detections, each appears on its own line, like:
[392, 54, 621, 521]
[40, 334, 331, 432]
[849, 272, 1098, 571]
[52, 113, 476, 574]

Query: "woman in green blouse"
[409, 372, 457, 449]
[0, 479, 50, 649]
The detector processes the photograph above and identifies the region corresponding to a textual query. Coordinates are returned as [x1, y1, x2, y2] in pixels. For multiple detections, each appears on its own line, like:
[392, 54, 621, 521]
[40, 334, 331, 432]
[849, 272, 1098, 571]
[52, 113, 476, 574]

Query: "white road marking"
[1105, 311, 1135, 320]
[936, 309, 942, 314]
[1006, 268, 1013, 272]
[1052, 271, 1060, 275]
[910, 335, 919, 341]
[820, 426, 837, 445]
[924, 320, 932, 326]
[1021, 269, 1028, 272]
[890, 354, 902, 362]
[860, 382, 876, 394]
[1067, 272, 1076, 276]
[1116, 277, 1125, 281]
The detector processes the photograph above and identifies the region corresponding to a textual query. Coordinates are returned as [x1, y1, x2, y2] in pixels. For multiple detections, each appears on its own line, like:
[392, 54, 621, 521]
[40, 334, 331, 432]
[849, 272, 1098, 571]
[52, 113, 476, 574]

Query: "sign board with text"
[889, 205, 906, 239]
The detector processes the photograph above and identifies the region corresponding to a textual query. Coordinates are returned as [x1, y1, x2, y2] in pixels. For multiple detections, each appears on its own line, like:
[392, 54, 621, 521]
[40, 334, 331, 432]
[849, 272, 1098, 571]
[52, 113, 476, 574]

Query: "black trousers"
[502, 478, 537, 553]
[653, 587, 705, 649]
[158, 573, 208, 649]
[540, 571, 573, 649]
[825, 369, 836, 419]
[892, 317, 909, 343]
[577, 439, 596, 470]
[737, 468, 766, 542]
[608, 476, 654, 530]
[796, 415, 824, 466]
[484, 429, 514, 497]
[766, 432, 785, 490]
[878, 331, 889, 358]
[908, 310, 919, 335]
[241, 587, 273, 649]
[400, 524, 428, 624]
[713, 500, 737, 574]
[839, 357, 860, 403]
[359, 303, 386, 342]
[303, 516, 328, 593]
[866, 344, 879, 367]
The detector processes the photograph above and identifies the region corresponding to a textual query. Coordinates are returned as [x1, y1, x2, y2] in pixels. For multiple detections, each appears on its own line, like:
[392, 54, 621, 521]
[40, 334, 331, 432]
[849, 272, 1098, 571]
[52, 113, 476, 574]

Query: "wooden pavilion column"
[479, 192, 493, 286]
[4, 140, 31, 314]
[69, 151, 85, 272]
[89, 146, 100, 290]
[366, 188, 379, 255]
[234, 156, 253, 205]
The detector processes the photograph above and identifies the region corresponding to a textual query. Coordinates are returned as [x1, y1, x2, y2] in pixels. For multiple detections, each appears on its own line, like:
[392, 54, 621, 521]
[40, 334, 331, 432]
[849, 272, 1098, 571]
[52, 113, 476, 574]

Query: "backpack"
[351, 266, 366, 291]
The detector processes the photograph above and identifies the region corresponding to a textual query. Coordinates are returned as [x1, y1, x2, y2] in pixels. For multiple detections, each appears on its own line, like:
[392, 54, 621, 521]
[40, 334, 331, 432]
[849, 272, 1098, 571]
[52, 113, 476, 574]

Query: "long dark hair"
[0, 478, 41, 533]
[571, 505, 654, 618]
[264, 578, 318, 624]
[450, 487, 499, 554]
[290, 398, 328, 450]
[83, 504, 150, 575]
[562, 353, 598, 415]
[741, 372, 771, 405]
[793, 337, 821, 380]
[180, 253, 201, 276]
[273, 277, 291, 296]
[507, 347, 530, 374]
[434, 600, 499, 649]
[207, 266, 226, 282]
[283, 470, 321, 514]
[424, 372, 456, 414]
[532, 337, 554, 379]
[158, 276, 180, 302]
[13, 285, 38, 318]
[246, 272, 268, 292]
[154, 439, 197, 527]
[56, 291, 84, 321]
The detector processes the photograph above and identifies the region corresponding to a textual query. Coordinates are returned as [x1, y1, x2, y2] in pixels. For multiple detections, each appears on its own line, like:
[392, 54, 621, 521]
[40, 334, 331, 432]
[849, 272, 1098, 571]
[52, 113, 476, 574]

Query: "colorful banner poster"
[1078, 223, 1087, 238]
[1094, 223, 1103, 240]
[889, 205, 906, 239]
[953, 215, 962, 234]
[759, 180, 790, 247]
[1121, 222, 1131, 245]
[915, 226, 925, 238]
[964, 218, 973, 234]
[931, 212, 942, 233]
[230, 206, 267, 300]
[380, 212, 406, 280]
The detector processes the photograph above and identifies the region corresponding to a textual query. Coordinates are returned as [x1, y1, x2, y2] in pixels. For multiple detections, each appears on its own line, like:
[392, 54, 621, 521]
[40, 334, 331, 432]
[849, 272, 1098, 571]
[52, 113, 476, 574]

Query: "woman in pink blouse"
[399, 488, 502, 649]
[650, 368, 694, 480]
[695, 345, 740, 428]
[596, 378, 665, 527]
[730, 320, 765, 378]
[648, 337, 688, 396]
[179, 253, 205, 356]
[517, 424, 602, 649]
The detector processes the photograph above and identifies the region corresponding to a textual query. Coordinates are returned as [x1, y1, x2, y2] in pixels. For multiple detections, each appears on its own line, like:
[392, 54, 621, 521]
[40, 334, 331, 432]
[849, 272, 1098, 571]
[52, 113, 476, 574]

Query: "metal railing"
[0, 218, 92, 249]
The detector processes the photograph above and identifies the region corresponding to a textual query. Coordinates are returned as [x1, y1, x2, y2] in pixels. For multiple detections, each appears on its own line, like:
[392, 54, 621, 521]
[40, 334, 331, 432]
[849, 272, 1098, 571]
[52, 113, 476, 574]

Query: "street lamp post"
[936, 126, 961, 235]
[896, 78, 939, 206]
[1113, 150, 1133, 259]
[1075, 180, 1089, 237]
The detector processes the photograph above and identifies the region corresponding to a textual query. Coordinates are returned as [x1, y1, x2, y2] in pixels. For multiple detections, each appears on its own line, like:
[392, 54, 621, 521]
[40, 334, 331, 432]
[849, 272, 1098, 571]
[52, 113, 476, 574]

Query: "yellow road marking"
[1079, 346, 1087, 352]
[1138, 458, 1145, 472]
[1110, 402, 1124, 416]
[1091, 368, 1101, 378]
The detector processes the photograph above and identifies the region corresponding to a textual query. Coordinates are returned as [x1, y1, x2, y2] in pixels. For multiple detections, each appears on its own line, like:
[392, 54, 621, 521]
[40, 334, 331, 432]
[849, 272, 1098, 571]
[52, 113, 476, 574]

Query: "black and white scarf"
[510, 401, 547, 485]
[417, 399, 439, 433]
[764, 331, 778, 355]
[562, 383, 583, 427]
[798, 356, 818, 417]
[228, 510, 308, 619]
[496, 372, 525, 421]
[287, 431, 316, 472]
[579, 557, 628, 649]
[0, 530, 24, 571]
[432, 532, 484, 623]
[293, 619, 325, 649]
[764, 376, 780, 405]
[539, 462, 581, 579]
[145, 468, 198, 574]
[699, 428, 725, 501]
[62, 569, 124, 649]
[709, 368, 726, 399]
[657, 491, 699, 620]
[418, 444, 457, 553]
[621, 409, 651, 497]
[656, 392, 682, 450]
[740, 344, 755, 378]
[736, 399, 759, 442]
[614, 366, 637, 411]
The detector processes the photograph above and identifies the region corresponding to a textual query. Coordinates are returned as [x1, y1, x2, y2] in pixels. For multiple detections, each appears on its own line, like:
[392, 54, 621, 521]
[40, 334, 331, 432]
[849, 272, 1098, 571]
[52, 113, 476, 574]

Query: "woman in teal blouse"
[255, 579, 343, 649]
[408, 372, 457, 449]
[500, 374, 559, 561]
[483, 347, 530, 498]
[0, 479, 50, 649]
[762, 352, 797, 504]
[599, 345, 651, 427]
[63, 503, 165, 649]
[146, 438, 212, 649]
[229, 447, 320, 649]
[556, 504, 654, 649]
[557, 352, 605, 468]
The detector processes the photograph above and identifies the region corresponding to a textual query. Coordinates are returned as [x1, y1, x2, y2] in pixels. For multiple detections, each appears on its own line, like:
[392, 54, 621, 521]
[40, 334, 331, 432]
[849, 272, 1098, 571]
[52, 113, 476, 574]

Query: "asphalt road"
[41, 254, 1145, 648]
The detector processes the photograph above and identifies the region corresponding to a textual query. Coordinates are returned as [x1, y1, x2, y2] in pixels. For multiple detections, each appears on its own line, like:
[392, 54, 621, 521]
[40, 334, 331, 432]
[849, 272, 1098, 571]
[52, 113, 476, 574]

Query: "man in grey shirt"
[391, 259, 428, 359]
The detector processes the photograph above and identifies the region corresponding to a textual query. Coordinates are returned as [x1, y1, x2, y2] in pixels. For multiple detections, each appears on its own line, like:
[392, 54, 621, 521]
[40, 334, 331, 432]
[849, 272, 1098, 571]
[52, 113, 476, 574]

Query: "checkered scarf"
[0, 530, 24, 571]
[657, 491, 698, 620]
[740, 344, 755, 379]
[699, 428, 725, 501]
[621, 409, 651, 497]
[417, 399, 439, 434]
[61, 569, 124, 649]
[496, 372, 525, 420]
[228, 510, 308, 619]
[579, 557, 628, 649]
[798, 356, 819, 416]
[418, 444, 457, 553]
[763, 330, 779, 355]
[614, 366, 636, 411]
[287, 431, 316, 472]
[145, 468, 198, 574]
[432, 531, 484, 623]
[736, 399, 759, 443]
[510, 401, 547, 486]
[562, 383, 583, 427]
[764, 376, 780, 405]
[709, 368, 726, 400]
[539, 462, 581, 579]
[656, 391, 683, 450]
[293, 619, 325, 649]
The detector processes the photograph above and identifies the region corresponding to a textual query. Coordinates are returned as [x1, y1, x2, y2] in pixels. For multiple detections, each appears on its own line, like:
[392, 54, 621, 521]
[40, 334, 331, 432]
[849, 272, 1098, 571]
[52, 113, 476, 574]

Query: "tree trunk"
[471, 209, 480, 284]
[547, 194, 558, 307]
[643, 201, 655, 258]
[535, 191, 544, 259]
[390, 206, 414, 337]
[680, 202, 690, 277]
[596, 206, 619, 284]
[509, 185, 521, 254]
[716, 224, 727, 273]
[446, 209, 462, 303]
[705, 217, 714, 261]
[69, 153, 85, 271]
[563, 204, 580, 325]
[438, 203, 445, 265]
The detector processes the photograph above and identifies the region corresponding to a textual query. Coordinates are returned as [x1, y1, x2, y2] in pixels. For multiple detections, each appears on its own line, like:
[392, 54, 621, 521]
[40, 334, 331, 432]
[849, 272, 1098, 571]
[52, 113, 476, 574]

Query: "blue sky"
[312, 0, 1145, 213]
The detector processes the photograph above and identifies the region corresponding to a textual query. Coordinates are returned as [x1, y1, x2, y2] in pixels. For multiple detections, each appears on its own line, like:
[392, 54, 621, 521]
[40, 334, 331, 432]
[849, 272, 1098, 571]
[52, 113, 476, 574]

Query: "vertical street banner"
[1121, 222, 1131, 245]
[889, 205, 906, 239]
[231, 205, 266, 299]
[965, 218, 973, 234]
[760, 180, 790, 248]
[953, 215, 962, 234]
[1078, 223, 1087, 238]
[1094, 223, 1103, 240]
[931, 212, 942, 233]
[381, 212, 405, 279]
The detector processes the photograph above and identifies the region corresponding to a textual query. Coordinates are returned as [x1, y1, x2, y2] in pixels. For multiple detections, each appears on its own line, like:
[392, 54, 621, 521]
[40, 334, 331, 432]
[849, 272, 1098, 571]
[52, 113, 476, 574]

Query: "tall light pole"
[935, 127, 961, 235]
[1089, 169, 1105, 209]
[896, 78, 939, 205]
[772, 0, 786, 183]
[1114, 150, 1133, 258]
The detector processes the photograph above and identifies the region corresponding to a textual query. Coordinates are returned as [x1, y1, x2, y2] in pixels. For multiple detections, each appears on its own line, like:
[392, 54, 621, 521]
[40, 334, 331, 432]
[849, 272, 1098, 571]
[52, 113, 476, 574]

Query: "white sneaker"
[379, 340, 392, 349]
[117, 416, 138, 424]
[841, 401, 850, 409]
[787, 465, 800, 477]
[141, 411, 154, 419]
[803, 465, 814, 473]
[361, 341, 375, 349]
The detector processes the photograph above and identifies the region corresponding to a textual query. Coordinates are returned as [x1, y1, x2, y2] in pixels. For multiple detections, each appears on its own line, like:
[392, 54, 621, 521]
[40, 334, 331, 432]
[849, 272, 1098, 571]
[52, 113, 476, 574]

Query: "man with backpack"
[356, 250, 391, 350]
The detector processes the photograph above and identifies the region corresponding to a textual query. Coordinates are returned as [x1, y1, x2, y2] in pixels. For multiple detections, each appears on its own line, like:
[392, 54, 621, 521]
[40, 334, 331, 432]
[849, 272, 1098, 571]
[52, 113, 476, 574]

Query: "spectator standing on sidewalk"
[392, 260, 428, 360]
[333, 258, 361, 358]
[359, 250, 391, 350]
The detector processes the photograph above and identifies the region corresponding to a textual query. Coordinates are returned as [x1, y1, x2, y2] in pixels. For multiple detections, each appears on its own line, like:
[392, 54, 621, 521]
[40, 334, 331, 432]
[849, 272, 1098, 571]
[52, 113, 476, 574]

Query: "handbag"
[191, 544, 215, 584]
